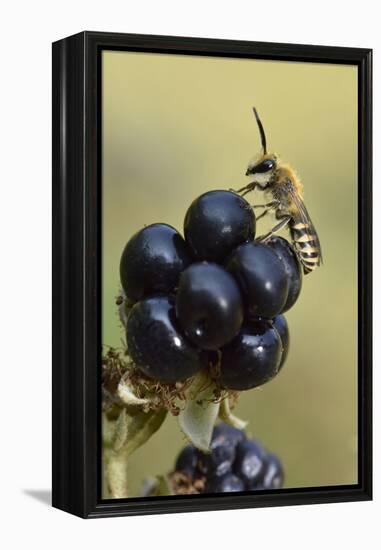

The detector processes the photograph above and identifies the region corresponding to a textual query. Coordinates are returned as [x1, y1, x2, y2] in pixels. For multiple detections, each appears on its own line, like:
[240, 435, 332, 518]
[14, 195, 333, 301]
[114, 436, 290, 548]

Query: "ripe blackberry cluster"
[173, 422, 284, 493]
[120, 189, 302, 390]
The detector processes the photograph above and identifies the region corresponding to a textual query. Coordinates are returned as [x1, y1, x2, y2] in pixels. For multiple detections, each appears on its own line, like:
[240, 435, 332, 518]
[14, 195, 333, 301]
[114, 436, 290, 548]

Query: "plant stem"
[103, 408, 167, 499]
[105, 448, 131, 498]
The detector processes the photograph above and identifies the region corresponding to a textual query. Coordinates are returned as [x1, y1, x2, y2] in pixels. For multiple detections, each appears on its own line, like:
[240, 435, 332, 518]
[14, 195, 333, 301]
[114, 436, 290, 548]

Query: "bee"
[236, 108, 322, 275]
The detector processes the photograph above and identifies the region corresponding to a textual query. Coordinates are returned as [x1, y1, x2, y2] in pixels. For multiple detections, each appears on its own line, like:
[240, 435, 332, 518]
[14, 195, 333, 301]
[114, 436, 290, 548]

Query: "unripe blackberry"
[211, 422, 246, 449]
[233, 440, 267, 487]
[171, 424, 284, 495]
[206, 473, 245, 493]
[198, 439, 236, 478]
[262, 453, 284, 490]
[175, 445, 199, 478]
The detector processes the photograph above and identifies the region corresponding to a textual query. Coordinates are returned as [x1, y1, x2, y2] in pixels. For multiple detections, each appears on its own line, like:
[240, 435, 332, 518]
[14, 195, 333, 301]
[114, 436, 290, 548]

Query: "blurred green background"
[102, 51, 358, 495]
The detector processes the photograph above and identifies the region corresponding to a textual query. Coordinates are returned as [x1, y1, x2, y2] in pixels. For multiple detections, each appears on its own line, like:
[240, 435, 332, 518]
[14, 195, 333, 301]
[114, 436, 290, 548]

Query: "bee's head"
[245, 108, 277, 187]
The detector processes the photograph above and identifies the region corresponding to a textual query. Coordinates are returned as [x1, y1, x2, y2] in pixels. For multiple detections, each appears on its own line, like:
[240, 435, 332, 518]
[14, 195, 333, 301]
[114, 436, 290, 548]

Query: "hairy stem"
[103, 408, 167, 499]
[219, 395, 248, 430]
[105, 450, 131, 499]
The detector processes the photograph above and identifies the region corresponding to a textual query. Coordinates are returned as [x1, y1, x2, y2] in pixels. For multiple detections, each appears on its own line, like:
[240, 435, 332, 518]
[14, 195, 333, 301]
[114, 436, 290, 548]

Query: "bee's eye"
[254, 159, 275, 173]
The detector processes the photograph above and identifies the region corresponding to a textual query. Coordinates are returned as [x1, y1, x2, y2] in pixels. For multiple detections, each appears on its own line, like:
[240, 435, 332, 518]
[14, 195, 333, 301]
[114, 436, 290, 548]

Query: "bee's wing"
[288, 184, 323, 263]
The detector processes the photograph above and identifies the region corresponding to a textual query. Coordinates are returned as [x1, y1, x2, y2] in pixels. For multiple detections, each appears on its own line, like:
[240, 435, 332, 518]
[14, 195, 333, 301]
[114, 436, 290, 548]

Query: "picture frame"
[52, 31, 372, 519]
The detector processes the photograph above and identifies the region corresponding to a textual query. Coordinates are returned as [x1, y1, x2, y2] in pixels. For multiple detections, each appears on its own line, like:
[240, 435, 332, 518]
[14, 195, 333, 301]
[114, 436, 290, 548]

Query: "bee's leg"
[256, 216, 291, 243]
[231, 183, 256, 196]
[240, 186, 256, 197]
[231, 182, 268, 196]
[243, 201, 272, 212]
[253, 200, 280, 209]
[256, 207, 276, 221]
[252, 200, 280, 219]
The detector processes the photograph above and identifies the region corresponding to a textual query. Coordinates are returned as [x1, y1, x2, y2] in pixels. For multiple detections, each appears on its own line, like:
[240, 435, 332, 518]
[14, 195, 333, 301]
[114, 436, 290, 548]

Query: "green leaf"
[122, 407, 167, 456]
[219, 396, 248, 430]
[178, 372, 220, 452]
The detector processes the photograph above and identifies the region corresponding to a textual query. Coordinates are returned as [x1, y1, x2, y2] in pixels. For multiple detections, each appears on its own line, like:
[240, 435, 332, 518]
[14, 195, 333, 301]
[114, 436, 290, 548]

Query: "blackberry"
[119, 191, 300, 386]
[184, 190, 256, 262]
[272, 314, 290, 369]
[176, 262, 244, 350]
[226, 242, 289, 319]
[219, 319, 283, 391]
[267, 236, 302, 313]
[120, 223, 192, 303]
[126, 296, 203, 383]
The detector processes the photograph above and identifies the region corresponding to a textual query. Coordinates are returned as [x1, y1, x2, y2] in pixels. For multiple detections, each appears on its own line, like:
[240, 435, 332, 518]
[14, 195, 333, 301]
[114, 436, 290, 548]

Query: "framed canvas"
[52, 31, 372, 518]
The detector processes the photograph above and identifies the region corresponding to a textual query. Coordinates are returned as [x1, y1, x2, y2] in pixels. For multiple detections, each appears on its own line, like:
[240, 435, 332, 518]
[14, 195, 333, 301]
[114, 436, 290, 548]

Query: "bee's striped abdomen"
[290, 221, 321, 274]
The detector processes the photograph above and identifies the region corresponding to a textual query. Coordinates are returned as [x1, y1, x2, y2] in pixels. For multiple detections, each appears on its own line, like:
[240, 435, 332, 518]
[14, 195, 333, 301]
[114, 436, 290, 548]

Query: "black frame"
[52, 31, 372, 519]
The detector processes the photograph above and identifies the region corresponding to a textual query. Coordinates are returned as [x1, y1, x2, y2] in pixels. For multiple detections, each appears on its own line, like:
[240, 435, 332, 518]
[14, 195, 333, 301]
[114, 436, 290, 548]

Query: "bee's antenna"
[253, 107, 267, 154]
